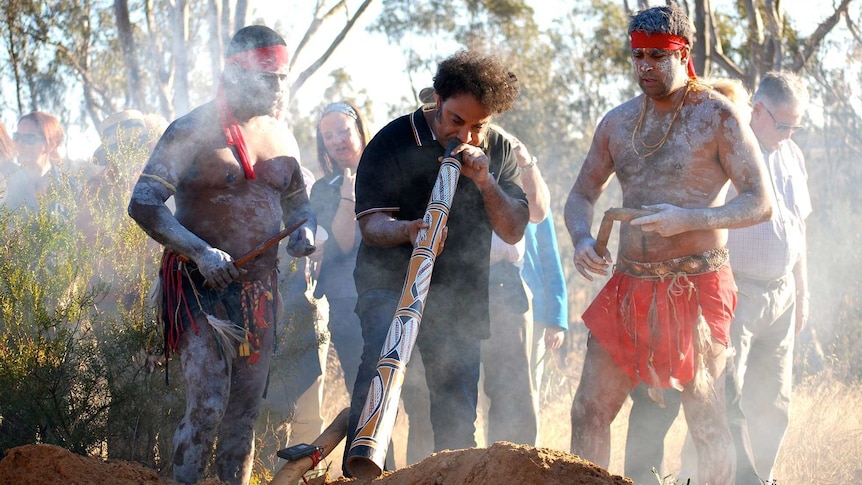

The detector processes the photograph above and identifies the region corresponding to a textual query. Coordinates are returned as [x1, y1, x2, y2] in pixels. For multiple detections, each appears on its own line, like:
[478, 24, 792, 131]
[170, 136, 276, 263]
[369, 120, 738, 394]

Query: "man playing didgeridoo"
[128, 25, 316, 485]
[346, 50, 528, 474]
[563, 6, 772, 484]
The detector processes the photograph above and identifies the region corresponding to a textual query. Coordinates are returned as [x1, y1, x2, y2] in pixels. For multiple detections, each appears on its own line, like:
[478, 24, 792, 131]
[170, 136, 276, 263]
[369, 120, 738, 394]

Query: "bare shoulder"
[686, 85, 743, 126]
[601, 97, 642, 130]
[145, 104, 220, 172]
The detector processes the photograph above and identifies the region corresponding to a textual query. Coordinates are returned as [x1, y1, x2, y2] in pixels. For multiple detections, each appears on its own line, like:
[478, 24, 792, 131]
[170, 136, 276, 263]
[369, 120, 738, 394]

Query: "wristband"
[519, 156, 537, 172]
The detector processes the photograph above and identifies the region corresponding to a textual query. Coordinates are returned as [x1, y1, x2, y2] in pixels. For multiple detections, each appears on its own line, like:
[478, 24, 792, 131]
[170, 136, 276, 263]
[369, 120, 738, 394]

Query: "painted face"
[14, 118, 49, 167]
[237, 68, 288, 115]
[434, 93, 492, 147]
[320, 111, 363, 169]
[752, 101, 805, 150]
[631, 48, 686, 98]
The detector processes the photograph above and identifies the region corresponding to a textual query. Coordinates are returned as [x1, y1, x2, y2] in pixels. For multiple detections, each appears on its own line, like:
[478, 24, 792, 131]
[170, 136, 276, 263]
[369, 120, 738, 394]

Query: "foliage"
[0, 136, 181, 468]
[0, 171, 110, 455]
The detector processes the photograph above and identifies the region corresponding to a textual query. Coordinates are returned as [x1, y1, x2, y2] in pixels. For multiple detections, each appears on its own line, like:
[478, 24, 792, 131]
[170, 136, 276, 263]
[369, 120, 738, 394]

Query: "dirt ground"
[0, 441, 631, 485]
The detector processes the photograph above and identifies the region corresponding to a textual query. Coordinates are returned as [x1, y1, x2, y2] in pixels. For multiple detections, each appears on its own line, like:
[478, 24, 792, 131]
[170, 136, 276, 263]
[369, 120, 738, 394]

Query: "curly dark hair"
[433, 50, 520, 115]
[628, 6, 695, 46]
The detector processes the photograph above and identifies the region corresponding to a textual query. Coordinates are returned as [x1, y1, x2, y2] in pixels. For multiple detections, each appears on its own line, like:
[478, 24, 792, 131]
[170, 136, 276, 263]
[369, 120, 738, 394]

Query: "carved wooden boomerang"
[593, 208, 655, 256]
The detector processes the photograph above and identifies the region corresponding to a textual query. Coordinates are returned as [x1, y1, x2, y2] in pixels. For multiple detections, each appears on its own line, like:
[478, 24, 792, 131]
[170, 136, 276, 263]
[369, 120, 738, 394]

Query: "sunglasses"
[763, 105, 804, 133]
[13, 132, 45, 145]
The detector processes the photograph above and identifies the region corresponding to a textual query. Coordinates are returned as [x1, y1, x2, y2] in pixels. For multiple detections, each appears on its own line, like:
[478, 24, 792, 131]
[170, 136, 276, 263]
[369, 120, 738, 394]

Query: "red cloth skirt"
[582, 263, 736, 388]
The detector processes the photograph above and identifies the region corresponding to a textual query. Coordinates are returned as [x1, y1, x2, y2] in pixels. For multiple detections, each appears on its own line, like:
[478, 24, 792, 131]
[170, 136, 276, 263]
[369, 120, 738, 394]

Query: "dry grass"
[533, 355, 862, 485]
[278, 341, 862, 485]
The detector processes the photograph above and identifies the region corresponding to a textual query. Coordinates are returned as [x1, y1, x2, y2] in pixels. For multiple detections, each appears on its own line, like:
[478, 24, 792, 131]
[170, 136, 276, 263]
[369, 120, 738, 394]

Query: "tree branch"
[791, 0, 853, 72]
[290, 0, 374, 99]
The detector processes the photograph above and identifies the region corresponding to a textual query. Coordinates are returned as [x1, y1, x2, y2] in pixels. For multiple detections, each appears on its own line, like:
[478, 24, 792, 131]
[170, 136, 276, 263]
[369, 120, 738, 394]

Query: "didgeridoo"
[344, 140, 462, 479]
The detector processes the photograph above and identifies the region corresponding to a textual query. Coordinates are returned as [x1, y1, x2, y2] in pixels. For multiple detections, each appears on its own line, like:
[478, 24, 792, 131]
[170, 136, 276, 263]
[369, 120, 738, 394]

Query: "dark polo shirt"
[353, 107, 526, 339]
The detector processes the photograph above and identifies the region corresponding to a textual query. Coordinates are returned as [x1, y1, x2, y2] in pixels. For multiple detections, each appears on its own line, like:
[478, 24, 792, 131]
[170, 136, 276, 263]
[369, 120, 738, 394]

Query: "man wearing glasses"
[724, 70, 811, 483]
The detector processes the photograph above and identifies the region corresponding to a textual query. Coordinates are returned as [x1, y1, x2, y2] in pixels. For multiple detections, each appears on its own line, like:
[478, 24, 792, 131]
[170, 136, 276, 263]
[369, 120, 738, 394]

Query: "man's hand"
[448, 143, 493, 191]
[196, 247, 240, 289]
[796, 293, 810, 334]
[543, 326, 565, 350]
[287, 225, 316, 257]
[629, 203, 691, 237]
[572, 237, 611, 281]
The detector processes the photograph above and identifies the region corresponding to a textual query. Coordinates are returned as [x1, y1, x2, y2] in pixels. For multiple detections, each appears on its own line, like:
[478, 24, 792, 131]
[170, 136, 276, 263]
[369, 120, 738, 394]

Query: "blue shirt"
[521, 212, 568, 329]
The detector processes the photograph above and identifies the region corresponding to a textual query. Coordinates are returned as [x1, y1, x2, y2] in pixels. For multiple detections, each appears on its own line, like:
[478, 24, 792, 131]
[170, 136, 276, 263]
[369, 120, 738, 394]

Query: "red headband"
[630, 31, 696, 79]
[226, 45, 289, 74]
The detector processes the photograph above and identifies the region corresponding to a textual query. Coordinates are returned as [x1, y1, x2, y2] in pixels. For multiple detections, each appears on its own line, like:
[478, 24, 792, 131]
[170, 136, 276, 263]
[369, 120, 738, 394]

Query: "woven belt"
[618, 247, 729, 279]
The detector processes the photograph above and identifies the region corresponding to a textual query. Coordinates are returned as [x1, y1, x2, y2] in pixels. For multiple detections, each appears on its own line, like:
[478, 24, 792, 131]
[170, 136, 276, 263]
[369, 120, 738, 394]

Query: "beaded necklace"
[631, 82, 691, 158]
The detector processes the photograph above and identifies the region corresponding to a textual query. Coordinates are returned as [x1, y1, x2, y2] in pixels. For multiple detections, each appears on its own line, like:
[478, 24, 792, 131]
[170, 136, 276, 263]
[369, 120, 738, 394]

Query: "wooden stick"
[233, 218, 308, 268]
[269, 407, 350, 485]
[594, 208, 655, 257]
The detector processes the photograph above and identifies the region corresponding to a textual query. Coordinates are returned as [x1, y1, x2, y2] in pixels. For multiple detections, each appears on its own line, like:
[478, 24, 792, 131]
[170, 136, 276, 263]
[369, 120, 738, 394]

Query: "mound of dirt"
[319, 442, 631, 485]
[0, 444, 224, 485]
[0, 441, 630, 485]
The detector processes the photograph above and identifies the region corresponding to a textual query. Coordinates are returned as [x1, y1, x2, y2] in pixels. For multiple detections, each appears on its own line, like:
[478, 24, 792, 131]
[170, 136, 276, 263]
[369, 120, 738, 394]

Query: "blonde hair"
[709, 78, 751, 124]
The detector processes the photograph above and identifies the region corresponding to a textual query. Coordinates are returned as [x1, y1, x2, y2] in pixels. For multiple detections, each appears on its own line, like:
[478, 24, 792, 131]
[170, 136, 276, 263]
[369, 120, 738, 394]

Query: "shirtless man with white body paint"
[563, 6, 773, 484]
[128, 25, 316, 485]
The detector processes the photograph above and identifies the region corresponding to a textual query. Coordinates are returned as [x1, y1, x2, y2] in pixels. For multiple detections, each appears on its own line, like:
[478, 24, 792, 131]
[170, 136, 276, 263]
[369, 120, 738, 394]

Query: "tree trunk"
[234, 0, 248, 33]
[693, 0, 712, 78]
[170, 0, 190, 116]
[207, 0, 223, 84]
[114, 0, 144, 109]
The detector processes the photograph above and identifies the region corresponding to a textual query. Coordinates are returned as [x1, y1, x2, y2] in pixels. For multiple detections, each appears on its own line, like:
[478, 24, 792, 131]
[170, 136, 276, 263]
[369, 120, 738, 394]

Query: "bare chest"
[610, 107, 727, 205]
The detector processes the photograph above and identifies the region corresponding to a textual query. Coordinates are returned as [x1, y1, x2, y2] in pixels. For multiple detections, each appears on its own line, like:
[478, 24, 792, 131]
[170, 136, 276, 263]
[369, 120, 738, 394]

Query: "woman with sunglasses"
[4, 111, 64, 211]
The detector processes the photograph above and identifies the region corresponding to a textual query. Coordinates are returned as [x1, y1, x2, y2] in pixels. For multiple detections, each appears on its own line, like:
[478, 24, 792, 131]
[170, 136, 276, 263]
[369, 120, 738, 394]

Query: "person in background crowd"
[480, 125, 549, 447]
[725, 70, 811, 483]
[3, 111, 65, 211]
[0, 122, 17, 204]
[309, 100, 370, 395]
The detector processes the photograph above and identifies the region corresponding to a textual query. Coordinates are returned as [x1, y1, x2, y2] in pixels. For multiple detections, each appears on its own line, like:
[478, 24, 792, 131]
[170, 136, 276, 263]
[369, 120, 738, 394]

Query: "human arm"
[331, 167, 359, 253]
[564, 120, 616, 281]
[127, 120, 241, 289]
[281, 178, 317, 258]
[520, 160, 551, 223]
[358, 211, 430, 248]
[793, 226, 809, 334]
[493, 125, 550, 222]
[451, 142, 529, 244]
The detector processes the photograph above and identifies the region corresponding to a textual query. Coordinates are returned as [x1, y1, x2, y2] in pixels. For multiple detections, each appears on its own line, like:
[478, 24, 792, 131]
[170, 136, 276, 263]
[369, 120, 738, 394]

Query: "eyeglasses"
[763, 105, 804, 133]
[13, 132, 45, 145]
